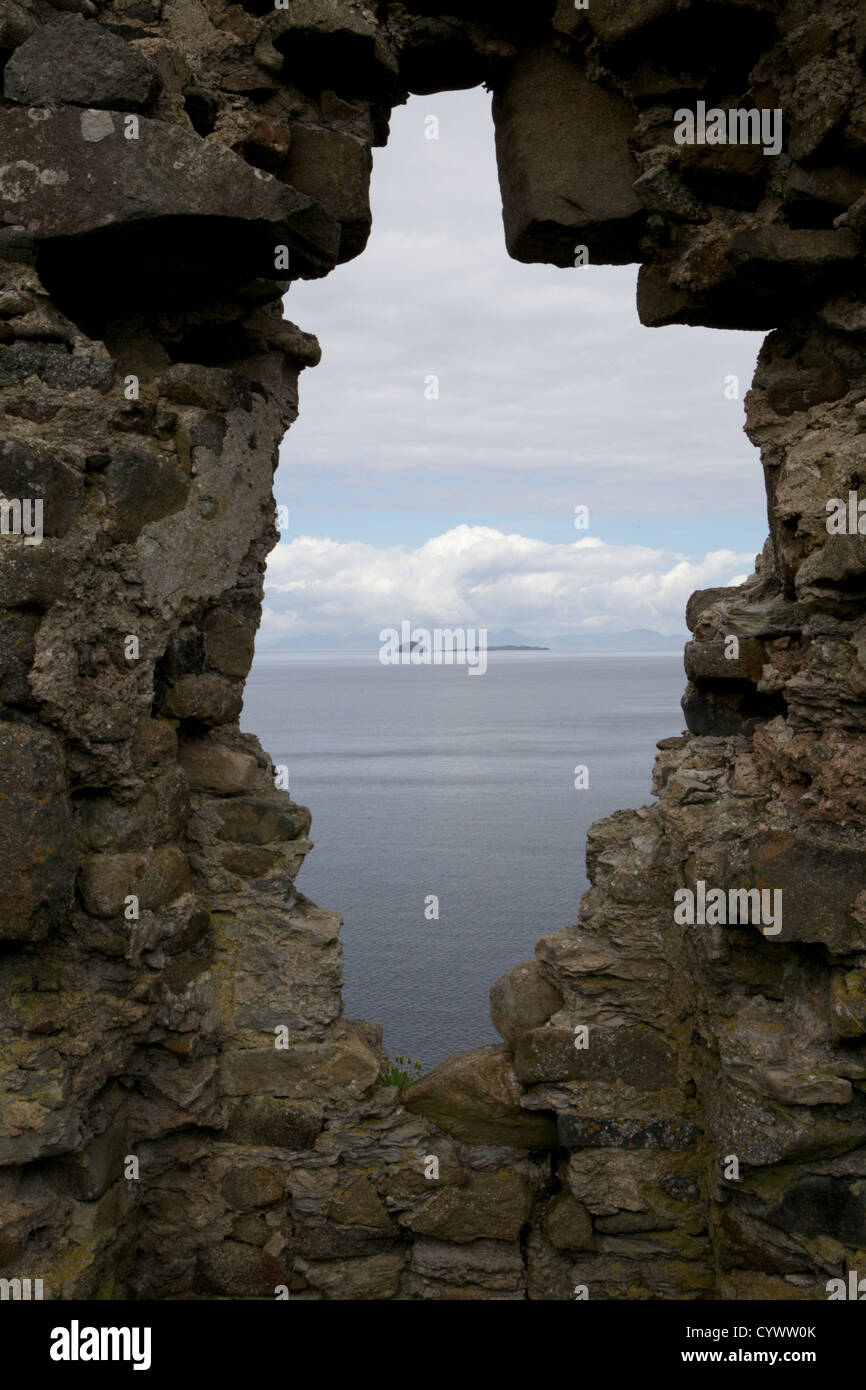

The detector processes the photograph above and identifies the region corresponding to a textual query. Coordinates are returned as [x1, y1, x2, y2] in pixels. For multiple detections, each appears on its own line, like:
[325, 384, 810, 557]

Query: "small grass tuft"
[377, 1053, 422, 1088]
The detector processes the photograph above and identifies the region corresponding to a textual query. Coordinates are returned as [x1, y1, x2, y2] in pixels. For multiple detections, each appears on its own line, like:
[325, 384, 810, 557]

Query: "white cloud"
[278, 88, 766, 530]
[262, 525, 751, 640]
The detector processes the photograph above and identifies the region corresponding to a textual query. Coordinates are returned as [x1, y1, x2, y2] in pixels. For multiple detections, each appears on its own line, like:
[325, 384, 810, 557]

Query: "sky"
[263, 85, 768, 645]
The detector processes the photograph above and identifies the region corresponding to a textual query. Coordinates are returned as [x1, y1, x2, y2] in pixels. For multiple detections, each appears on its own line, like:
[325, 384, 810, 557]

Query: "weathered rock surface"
[2, 0, 866, 1304]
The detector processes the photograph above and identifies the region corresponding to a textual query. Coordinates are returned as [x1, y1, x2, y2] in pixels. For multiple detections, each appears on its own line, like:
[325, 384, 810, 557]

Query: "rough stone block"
[0, 611, 37, 705]
[400, 1170, 534, 1243]
[4, 15, 162, 110]
[201, 608, 256, 679]
[541, 1191, 595, 1252]
[198, 1240, 285, 1297]
[0, 441, 83, 538]
[489, 959, 562, 1050]
[0, 722, 73, 939]
[224, 1097, 323, 1149]
[493, 46, 643, 267]
[162, 674, 242, 725]
[404, 1044, 557, 1149]
[304, 1252, 403, 1300]
[515, 1024, 677, 1089]
[77, 846, 190, 918]
[268, 1, 398, 103]
[558, 1115, 697, 1151]
[282, 126, 372, 263]
[0, 342, 113, 394]
[178, 737, 257, 795]
[750, 833, 866, 951]
[215, 796, 312, 845]
[103, 447, 189, 543]
[684, 637, 766, 684]
[0, 107, 340, 285]
[220, 1029, 379, 1101]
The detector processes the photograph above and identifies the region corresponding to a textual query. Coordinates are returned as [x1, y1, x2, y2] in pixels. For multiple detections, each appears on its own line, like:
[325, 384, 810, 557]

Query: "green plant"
[377, 1053, 422, 1088]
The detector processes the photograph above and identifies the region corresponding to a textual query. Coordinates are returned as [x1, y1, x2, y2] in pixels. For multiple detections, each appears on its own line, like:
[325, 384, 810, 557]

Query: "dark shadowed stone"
[158, 629, 206, 683]
[0, 543, 65, 611]
[159, 364, 237, 412]
[796, 535, 866, 592]
[587, 0, 674, 42]
[186, 414, 227, 456]
[215, 797, 312, 845]
[715, 1207, 806, 1276]
[400, 18, 484, 94]
[636, 263, 703, 328]
[0, 722, 73, 939]
[103, 448, 189, 543]
[42, 1122, 130, 1203]
[766, 1177, 866, 1245]
[0, 440, 83, 537]
[4, 16, 162, 111]
[404, 1044, 557, 1149]
[765, 364, 849, 416]
[750, 833, 866, 951]
[557, 1115, 698, 1150]
[268, 1, 398, 102]
[0, 342, 113, 394]
[727, 227, 861, 274]
[541, 1190, 594, 1251]
[493, 46, 644, 267]
[0, 226, 37, 265]
[0, 612, 37, 704]
[633, 160, 706, 222]
[0, 0, 36, 53]
[679, 143, 767, 212]
[74, 768, 189, 852]
[681, 682, 782, 737]
[202, 607, 256, 679]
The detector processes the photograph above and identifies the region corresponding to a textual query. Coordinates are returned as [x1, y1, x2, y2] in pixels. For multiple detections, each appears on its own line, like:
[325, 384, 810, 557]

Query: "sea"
[241, 650, 686, 1068]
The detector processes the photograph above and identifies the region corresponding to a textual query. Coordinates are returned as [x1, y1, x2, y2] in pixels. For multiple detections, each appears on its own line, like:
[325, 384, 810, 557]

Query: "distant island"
[261, 628, 687, 654]
[398, 641, 549, 653]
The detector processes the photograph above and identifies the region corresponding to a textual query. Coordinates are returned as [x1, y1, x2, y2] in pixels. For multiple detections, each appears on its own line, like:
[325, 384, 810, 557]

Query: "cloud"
[278, 87, 767, 535]
[261, 525, 752, 640]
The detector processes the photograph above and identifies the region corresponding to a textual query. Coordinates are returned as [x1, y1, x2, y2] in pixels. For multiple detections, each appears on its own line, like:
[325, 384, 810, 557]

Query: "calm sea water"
[241, 651, 685, 1068]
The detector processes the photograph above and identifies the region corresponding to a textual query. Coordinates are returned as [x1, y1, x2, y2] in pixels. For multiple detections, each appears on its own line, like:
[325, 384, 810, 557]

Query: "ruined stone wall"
[1, 0, 866, 1300]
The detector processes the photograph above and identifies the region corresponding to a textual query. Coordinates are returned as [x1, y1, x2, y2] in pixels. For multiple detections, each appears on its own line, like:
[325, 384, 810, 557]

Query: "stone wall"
[1, 0, 865, 1299]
